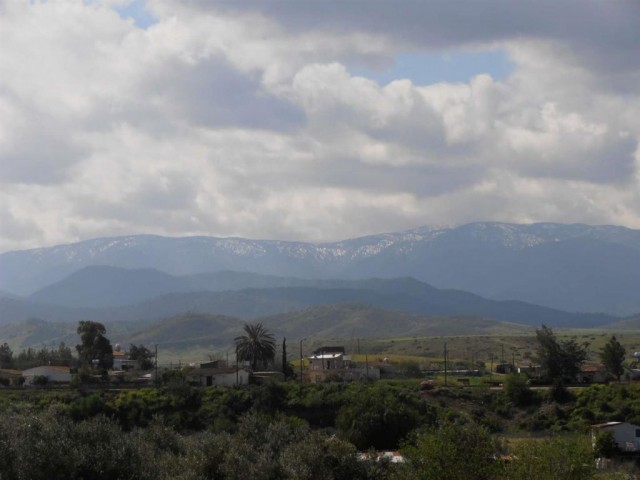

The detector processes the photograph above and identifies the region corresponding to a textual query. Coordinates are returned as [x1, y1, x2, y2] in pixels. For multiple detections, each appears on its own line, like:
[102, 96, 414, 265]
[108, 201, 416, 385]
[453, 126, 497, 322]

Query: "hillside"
[27, 266, 319, 308]
[28, 266, 185, 308]
[2, 222, 640, 314]
[260, 303, 531, 340]
[0, 305, 532, 359]
[602, 315, 640, 330]
[0, 277, 616, 328]
[126, 313, 242, 349]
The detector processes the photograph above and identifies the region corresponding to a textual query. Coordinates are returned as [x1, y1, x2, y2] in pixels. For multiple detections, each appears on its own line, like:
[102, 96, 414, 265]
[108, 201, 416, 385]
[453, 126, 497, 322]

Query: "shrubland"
[1, 378, 636, 478]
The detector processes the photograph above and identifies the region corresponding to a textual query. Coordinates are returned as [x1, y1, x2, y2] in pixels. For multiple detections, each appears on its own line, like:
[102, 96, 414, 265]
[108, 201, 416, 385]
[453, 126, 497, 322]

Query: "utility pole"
[154, 344, 158, 386]
[299, 338, 306, 383]
[235, 345, 239, 386]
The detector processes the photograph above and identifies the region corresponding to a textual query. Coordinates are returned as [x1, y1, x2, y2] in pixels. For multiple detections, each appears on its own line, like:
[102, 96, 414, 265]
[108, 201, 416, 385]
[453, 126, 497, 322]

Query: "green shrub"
[504, 374, 536, 406]
[399, 419, 501, 480]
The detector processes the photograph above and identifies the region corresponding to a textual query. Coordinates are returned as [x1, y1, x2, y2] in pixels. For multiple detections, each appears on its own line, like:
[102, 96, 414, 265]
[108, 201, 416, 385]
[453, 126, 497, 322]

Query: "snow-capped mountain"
[2, 222, 640, 315]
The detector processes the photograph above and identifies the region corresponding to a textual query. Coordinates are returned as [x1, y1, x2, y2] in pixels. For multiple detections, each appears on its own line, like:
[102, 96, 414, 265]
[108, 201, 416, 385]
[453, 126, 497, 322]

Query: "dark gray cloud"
[190, 0, 639, 66]
[145, 55, 306, 131]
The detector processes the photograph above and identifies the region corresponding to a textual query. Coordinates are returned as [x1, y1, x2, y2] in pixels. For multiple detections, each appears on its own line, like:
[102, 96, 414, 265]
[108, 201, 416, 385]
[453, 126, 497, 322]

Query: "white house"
[112, 349, 137, 371]
[306, 347, 381, 383]
[22, 366, 72, 385]
[309, 352, 345, 371]
[592, 422, 640, 452]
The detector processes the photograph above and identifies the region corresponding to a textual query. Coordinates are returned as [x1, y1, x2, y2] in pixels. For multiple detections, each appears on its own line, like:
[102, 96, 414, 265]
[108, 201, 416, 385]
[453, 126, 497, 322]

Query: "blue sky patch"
[353, 49, 514, 86]
[115, 0, 158, 29]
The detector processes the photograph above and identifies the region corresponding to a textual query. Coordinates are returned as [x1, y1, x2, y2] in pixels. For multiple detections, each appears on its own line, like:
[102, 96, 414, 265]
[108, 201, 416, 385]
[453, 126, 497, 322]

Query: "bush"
[594, 430, 619, 459]
[399, 419, 501, 480]
[503, 435, 595, 480]
[32, 375, 48, 386]
[335, 384, 429, 450]
[504, 374, 536, 406]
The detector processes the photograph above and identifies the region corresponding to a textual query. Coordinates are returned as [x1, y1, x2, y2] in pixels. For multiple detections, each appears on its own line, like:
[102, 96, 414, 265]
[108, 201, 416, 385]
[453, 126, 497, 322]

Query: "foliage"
[15, 343, 74, 370]
[503, 373, 536, 406]
[535, 325, 587, 382]
[2, 380, 640, 478]
[600, 335, 626, 381]
[281, 338, 294, 380]
[550, 378, 573, 403]
[400, 419, 501, 480]
[0, 342, 14, 369]
[234, 322, 276, 371]
[570, 384, 640, 427]
[280, 431, 387, 480]
[0, 409, 153, 480]
[398, 361, 423, 378]
[502, 435, 596, 480]
[335, 383, 434, 450]
[594, 430, 619, 459]
[76, 321, 113, 371]
[32, 375, 49, 386]
[129, 343, 156, 370]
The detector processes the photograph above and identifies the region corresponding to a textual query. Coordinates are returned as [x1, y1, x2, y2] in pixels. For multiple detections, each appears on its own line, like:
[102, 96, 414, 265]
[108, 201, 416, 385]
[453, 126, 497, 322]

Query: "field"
[190, 328, 640, 372]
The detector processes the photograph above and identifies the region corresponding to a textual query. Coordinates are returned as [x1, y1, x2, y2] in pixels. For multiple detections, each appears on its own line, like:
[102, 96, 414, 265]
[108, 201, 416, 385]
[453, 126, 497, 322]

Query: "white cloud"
[0, 0, 639, 252]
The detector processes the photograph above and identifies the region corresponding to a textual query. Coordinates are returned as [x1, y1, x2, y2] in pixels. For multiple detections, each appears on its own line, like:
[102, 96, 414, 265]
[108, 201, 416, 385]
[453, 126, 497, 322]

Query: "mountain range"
[2, 222, 640, 315]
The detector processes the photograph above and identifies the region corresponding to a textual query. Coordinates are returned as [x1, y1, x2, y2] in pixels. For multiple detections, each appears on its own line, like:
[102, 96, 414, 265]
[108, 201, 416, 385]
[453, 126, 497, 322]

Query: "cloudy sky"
[1, 0, 639, 253]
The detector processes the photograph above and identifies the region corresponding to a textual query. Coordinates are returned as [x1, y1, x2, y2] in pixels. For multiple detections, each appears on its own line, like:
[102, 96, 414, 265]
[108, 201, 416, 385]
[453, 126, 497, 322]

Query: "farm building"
[22, 366, 72, 385]
[592, 422, 640, 452]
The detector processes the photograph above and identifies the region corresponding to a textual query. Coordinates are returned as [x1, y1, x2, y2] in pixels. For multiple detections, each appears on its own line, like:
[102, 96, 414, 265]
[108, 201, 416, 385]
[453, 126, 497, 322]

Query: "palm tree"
[234, 322, 276, 371]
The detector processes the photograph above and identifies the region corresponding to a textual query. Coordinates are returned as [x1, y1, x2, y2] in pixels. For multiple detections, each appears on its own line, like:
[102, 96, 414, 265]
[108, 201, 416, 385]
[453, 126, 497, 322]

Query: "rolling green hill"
[0, 304, 532, 361]
[261, 303, 531, 339]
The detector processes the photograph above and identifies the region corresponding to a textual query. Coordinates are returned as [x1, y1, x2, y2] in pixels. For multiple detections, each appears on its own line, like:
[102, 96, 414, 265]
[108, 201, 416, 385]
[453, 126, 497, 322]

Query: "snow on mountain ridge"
[7, 222, 640, 265]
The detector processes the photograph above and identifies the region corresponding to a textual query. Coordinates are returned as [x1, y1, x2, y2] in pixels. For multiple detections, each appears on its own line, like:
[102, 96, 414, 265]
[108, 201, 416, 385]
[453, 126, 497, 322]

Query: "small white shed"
[22, 366, 72, 385]
[187, 367, 249, 387]
[592, 421, 640, 452]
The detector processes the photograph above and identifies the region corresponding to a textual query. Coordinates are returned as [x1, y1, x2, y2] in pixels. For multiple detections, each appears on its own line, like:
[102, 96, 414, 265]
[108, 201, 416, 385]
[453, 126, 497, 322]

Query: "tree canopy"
[76, 320, 113, 371]
[0, 343, 13, 369]
[600, 335, 626, 381]
[535, 325, 587, 382]
[234, 323, 276, 371]
[129, 344, 155, 370]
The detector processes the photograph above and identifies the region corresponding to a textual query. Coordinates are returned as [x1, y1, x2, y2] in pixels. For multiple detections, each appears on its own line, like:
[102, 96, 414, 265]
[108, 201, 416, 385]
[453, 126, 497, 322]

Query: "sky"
[1, 0, 639, 253]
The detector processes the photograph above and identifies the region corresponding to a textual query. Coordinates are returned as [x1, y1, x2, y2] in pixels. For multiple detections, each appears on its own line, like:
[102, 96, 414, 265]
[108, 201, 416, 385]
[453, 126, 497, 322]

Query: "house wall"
[193, 369, 249, 387]
[599, 423, 640, 452]
[22, 367, 72, 384]
[113, 358, 137, 371]
[210, 370, 249, 386]
[309, 356, 344, 371]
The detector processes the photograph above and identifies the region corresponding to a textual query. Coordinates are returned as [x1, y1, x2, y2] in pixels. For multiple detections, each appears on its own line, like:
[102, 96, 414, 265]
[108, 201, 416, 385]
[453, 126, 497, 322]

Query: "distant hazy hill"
[2, 222, 639, 314]
[126, 313, 242, 349]
[260, 303, 531, 339]
[602, 315, 640, 330]
[28, 266, 317, 308]
[0, 276, 615, 328]
[0, 290, 21, 300]
[0, 306, 530, 358]
[28, 266, 185, 308]
[0, 317, 147, 352]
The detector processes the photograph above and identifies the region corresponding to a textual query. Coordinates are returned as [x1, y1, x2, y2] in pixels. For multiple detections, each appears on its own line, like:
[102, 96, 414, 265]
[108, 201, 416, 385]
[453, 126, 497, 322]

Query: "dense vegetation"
[2, 378, 637, 479]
